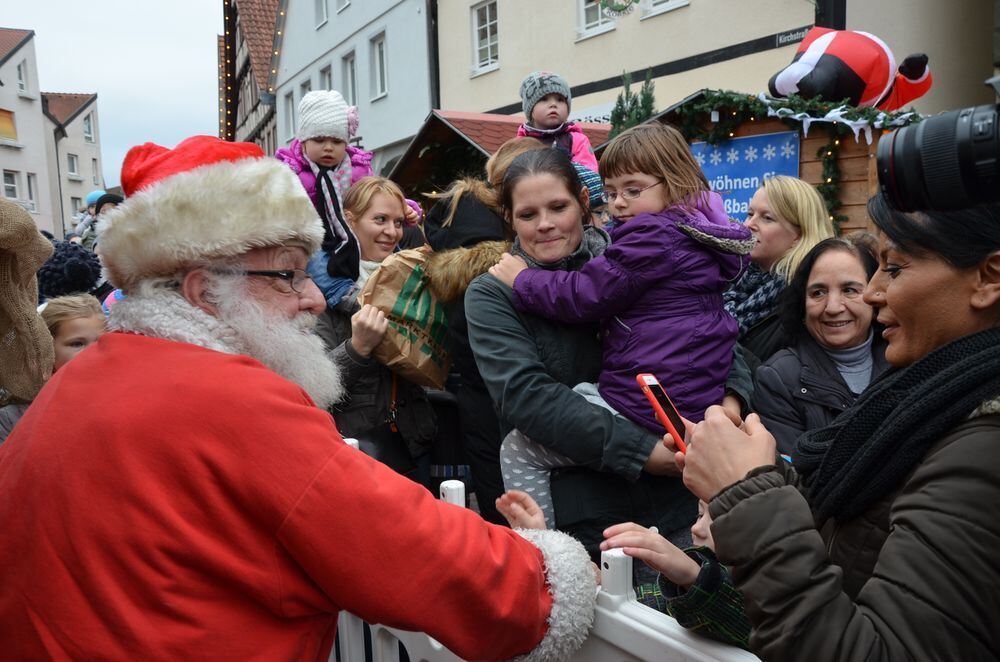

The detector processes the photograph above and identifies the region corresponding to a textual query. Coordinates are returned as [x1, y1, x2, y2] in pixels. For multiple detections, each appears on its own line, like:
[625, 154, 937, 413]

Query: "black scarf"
[315, 166, 360, 283]
[793, 326, 1000, 521]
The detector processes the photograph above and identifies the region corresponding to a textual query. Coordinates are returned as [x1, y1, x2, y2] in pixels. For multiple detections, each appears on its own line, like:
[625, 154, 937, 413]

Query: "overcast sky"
[6, 1, 224, 187]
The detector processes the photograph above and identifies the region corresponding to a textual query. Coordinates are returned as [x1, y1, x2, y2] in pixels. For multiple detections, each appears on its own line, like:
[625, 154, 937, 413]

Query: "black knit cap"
[36, 241, 102, 302]
[93, 193, 124, 217]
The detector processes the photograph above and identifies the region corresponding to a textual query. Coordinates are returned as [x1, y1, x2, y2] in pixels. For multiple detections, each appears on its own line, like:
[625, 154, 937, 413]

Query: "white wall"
[0, 35, 57, 236]
[51, 102, 105, 231]
[273, 0, 434, 172]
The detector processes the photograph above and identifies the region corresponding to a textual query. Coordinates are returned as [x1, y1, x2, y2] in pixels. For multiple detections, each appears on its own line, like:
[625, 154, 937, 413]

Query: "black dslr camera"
[877, 76, 1000, 211]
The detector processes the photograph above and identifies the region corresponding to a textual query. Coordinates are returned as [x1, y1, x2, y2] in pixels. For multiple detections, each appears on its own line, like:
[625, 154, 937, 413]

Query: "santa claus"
[0, 136, 595, 660]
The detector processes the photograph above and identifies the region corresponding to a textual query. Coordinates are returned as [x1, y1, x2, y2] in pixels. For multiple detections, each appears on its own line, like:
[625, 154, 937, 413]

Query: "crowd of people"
[1, 69, 998, 661]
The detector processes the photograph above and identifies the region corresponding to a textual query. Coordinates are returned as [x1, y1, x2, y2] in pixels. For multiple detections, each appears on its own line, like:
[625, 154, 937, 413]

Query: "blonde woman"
[724, 175, 834, 364]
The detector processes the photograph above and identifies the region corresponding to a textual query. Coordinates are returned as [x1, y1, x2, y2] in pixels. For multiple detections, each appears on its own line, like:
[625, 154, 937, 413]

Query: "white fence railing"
[330, 480, 759, 662]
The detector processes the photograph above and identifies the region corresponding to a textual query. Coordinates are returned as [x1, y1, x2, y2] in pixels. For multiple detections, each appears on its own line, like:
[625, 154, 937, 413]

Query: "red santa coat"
[0, 332, 578, 660]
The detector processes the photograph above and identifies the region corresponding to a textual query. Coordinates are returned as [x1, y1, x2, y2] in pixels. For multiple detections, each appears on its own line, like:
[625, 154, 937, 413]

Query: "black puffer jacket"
[315, 297, 436, 460]
[753, 334, 891, 454]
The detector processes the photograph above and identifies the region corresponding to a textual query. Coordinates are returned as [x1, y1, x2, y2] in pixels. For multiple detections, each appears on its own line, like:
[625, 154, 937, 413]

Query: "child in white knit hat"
[277, 90, 420, 307]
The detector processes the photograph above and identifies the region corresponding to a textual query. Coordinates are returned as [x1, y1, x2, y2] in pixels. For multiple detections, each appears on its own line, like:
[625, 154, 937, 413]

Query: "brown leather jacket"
[709, 400, 1000, 661]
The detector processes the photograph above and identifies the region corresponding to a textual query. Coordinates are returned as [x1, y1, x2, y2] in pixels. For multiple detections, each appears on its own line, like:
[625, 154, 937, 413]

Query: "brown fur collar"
[424, 240, 510, 303]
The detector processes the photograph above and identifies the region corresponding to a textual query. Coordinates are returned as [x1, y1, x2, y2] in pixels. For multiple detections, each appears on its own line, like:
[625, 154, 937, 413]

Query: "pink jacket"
[517, 122, 599, 172]
[275, 139, 374, 201]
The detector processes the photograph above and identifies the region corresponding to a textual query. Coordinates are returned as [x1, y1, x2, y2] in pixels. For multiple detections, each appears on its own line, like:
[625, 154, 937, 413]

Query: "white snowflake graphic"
[695, 151, 706, 166]
[709, 150, 722, 166]
[744, 146, 759, 163]
[762, 145, 776, 160]
[726, 148, 740, 164]
[781, 142, 796, 159]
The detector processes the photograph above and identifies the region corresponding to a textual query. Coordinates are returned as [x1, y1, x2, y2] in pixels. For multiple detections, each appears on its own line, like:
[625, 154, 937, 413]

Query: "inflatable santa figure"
[769, 27, 932, 111]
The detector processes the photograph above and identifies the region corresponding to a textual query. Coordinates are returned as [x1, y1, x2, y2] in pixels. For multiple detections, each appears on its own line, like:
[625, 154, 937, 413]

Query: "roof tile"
[0, 27, 33, 64]
[41, 92, 96, 125]
[236, 0, 279, 91]
[436, 110, 611, 155]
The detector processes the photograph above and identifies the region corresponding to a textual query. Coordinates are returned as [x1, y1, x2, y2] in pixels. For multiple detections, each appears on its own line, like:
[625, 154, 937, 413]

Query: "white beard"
[110, 279, 344, 409]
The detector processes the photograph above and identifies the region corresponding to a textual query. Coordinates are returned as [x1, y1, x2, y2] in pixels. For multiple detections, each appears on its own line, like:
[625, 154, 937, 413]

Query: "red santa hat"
[98, 135, 324, 290]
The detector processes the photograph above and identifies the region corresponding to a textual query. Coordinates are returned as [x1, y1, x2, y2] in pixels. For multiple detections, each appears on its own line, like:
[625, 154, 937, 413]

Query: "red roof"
[0, 28, 33, 66]
[237, 0, 279, 91]
[41, 92, 96, 126]
[436, 110, 612, 155]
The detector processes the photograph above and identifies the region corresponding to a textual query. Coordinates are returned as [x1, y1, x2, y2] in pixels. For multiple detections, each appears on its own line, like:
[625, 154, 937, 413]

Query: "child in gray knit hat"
[516, 71, 599, 173]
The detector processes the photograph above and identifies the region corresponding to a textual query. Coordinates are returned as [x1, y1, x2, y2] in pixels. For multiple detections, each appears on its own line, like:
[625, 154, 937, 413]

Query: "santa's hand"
[496, 490, 547, 530]
[488, 253, 529, 288]
[350, 304, 388, 357]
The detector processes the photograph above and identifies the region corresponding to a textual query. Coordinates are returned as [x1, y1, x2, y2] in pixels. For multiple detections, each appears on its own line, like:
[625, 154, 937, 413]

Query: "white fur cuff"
[510, 529, 596, 662]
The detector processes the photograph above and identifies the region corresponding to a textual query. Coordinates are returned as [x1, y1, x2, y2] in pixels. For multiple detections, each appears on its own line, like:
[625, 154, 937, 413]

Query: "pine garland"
[671, 90, 921, 231]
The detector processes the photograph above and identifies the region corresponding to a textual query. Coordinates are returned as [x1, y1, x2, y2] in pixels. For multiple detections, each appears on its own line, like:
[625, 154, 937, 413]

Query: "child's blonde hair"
[762, 176, 835, 281]
[426, 137, 546, 231]
[599, 124, 709, 207]
[39, 294, 104, 338]
[343, 176, 407, 220]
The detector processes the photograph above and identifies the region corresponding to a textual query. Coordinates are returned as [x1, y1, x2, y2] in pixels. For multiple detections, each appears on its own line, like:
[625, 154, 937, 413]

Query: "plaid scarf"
[723, 263, 785, 338]
[794, 326, 1000, 521]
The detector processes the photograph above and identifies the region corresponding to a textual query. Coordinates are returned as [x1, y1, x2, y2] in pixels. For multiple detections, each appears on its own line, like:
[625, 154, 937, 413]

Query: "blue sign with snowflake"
[690, 131, 800, 218]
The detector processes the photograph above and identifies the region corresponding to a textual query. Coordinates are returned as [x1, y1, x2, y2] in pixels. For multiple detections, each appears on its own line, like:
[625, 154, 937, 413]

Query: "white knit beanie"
[297, 90, 350, 142]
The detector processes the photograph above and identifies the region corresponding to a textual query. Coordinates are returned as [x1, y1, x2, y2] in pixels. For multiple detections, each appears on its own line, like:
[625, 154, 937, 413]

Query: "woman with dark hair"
[680, 195, 1000, 659]
[752, 235, 890, 454]
[465, 145, 752, 554]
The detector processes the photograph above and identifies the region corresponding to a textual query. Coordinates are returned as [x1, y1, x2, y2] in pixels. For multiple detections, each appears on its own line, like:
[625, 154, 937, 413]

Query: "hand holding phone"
[636, 373, 687, 453]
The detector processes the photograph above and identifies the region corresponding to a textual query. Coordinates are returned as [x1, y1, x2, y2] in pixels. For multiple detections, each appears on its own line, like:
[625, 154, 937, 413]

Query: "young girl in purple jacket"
[489, 125, 754, 527]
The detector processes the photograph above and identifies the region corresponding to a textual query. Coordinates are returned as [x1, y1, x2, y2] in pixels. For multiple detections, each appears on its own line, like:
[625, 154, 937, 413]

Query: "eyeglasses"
[240, 269, 313, 294]
[600, 181, 664, 204]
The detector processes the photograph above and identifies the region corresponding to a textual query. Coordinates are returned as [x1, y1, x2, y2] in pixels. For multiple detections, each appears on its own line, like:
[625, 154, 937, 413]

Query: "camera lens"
[877, 104, 1000, 212]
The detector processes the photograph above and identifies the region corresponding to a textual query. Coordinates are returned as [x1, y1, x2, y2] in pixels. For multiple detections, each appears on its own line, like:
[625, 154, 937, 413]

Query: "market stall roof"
[390, 109, 611, 195]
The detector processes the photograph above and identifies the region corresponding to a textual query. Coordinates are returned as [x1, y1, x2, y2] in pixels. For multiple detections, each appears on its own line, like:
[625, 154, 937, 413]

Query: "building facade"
[42, 93, 105, 233]
[0, 28, 58, 235]
[268, 0, 437, 174]
[438, 0, 995, 123]
[219, 0, 280, 155]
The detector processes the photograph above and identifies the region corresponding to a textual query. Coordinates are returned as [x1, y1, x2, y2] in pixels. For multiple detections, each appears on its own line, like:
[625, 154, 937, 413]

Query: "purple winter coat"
[512, 192, 752, 431]
[274, 139, 374, 200]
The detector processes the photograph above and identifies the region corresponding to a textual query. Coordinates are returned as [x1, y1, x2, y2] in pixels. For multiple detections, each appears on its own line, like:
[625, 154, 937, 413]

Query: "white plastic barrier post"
[572, 548, 761, 661]
[438, 479, 465, 506]
[342, 437, 360, 450]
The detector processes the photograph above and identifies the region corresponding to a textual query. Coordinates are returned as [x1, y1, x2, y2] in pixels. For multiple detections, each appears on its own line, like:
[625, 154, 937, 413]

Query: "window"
[342, 52, 357, 105]
[83, 113, 94, 142]
[641, 0, 690, 18]
[300, 79, 312, 100]
[283, 92, 295, 140]
[471, 1, 499, 72]
[67, 154, 80, 175]
[2, 171, 17, 199]
[320, 66, 333, 91]
[92, 158, 100, 185]
[336, 0, 349, 11]
[578, 0, 615, 37]
[25, 173, 37, 211]
[71, 196, 83, 213]
[315, 0, 328, 26]
[16, 60, 27, 93]
[0, 109, 16, 141]
[370, 34, 388, 99]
